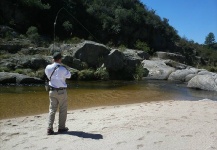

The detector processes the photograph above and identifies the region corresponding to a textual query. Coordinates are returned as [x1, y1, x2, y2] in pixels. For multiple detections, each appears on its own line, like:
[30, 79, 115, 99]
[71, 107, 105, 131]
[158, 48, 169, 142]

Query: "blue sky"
[141, 0, 217, 44]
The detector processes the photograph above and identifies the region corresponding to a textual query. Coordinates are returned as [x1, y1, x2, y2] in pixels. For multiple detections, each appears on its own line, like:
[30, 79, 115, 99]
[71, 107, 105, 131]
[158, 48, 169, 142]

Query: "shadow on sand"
[60, 131, 103, 140]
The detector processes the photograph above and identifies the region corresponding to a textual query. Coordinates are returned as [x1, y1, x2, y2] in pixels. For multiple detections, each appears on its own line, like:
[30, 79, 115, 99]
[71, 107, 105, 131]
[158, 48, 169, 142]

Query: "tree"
[204, 32, 215, 46]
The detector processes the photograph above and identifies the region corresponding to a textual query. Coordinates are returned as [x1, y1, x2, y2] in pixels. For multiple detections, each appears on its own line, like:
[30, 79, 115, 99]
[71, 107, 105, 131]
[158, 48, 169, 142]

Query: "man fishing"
[45, 52, 71, 135]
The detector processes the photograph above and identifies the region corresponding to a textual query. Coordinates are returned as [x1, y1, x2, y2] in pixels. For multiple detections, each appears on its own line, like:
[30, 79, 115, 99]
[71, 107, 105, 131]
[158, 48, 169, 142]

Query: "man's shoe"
[47, 128, 54, 135]
[58, 127, 69, 133]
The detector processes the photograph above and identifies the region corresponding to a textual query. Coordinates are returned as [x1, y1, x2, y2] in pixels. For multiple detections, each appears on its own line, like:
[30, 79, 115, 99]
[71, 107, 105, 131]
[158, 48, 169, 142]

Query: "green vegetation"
[78, 69, 95, 80]
[135, 40, 152, 54]
[205, 32, 215, 47]
[1, 0, 217, 77]
[133, 64, 145, 81]
[94, 67, 109, 80]
[26, 26, 40, 44]
[78, 67, 109, 81]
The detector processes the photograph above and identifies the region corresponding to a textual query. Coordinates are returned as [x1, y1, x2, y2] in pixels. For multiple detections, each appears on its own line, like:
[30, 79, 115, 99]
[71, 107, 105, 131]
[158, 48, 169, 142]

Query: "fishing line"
[54, 7, 100, 43]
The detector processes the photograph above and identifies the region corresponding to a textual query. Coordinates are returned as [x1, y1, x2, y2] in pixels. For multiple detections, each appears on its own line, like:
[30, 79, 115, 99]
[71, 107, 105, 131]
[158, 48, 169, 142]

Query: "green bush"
[62, 21, 72, 31]
[133, 64, 144, 81]
[133, 64, 149, 80]
[94, 67, 109, 80]
[135, 40, 152, 53]
[118, 44, 127, 52]
[67, 37, 82, 44]
[13, 69, 24, 74]
[35, 69, 45, 78]
[0, 67, 11, 72]
[26, 26, 40, 43]
[0, 54, 10, 59]
[78, 69, 95, 80]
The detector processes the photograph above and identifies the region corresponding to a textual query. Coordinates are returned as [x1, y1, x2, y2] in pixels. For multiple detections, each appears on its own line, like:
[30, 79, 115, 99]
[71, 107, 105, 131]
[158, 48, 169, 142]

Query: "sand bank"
[1, 99, 217, 150]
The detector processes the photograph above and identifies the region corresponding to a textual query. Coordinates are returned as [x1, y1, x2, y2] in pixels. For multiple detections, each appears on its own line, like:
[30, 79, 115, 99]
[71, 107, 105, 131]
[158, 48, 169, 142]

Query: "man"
[45, 52, 71, 135]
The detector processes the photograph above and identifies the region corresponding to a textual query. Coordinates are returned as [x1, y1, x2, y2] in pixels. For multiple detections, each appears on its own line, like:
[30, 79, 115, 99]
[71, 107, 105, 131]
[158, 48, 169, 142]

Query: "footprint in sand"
[181, 135, 193, 137]
[181, 116, 188, 119]
[137, 136, 145, 141]
[137, 144, 144, 149]
[116, 141, 127, 145]
[34, 116, 41, 118]
[9, 132, 20, 137]
[154, 141, 163, 144]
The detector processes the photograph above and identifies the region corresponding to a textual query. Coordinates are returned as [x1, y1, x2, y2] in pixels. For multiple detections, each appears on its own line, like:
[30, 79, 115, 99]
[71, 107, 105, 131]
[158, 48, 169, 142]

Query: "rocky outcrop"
[73, 41, 111, 68]
[155, 51, 186, 63]
[142, 60, 175, 80]
[0, 54, 50, 70]
[104, 49, 125, 71]
[168, 68, 198, 82]
[0, 72, 43, 84]
[187, 74, 217, 91]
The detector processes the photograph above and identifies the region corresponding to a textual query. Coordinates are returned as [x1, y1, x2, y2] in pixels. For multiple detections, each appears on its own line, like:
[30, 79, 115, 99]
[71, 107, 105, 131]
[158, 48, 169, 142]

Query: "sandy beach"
[1, 99, 217, 150]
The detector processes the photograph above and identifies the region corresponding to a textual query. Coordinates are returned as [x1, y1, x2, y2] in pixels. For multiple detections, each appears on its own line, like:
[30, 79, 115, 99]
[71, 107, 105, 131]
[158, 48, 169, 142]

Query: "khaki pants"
[48, 89, 67, 130]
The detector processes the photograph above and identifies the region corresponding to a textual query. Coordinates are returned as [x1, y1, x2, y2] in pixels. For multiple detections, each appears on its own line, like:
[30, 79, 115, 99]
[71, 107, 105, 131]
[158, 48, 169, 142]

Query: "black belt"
[49, 86, 66, 91]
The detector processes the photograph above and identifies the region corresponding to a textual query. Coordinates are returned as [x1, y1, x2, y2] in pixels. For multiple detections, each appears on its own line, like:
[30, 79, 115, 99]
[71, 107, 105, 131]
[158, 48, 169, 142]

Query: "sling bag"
[45, 65, 60, 91]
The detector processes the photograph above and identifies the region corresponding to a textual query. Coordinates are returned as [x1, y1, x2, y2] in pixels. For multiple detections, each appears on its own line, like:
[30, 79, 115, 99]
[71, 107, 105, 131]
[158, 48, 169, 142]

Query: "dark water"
[0, 80, 217, 119]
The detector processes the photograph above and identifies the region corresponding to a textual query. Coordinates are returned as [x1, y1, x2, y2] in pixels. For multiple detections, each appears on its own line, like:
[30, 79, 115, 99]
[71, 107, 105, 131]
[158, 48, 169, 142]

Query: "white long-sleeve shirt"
[45, 62, 71, 88]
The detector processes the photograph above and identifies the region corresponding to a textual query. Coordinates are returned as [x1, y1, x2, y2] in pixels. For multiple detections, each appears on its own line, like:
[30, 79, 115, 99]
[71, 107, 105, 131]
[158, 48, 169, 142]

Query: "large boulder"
[104, 49, 125, 71]
[0, 72, 43, 84]
[73, 41, 110, 68]
[187, 74, 217, 91]
[62, 56, 84, 70]
[168, 68, 198, 82]
[142, 60, 175, 80]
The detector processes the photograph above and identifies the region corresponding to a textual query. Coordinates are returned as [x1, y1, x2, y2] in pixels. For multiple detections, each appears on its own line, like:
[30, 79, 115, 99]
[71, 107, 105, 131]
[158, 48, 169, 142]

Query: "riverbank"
[1, 99, 217, 150]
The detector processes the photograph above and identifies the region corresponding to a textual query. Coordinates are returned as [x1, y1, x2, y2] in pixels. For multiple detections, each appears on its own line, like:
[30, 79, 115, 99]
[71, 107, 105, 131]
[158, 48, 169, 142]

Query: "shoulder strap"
[49, 65, 60, 81]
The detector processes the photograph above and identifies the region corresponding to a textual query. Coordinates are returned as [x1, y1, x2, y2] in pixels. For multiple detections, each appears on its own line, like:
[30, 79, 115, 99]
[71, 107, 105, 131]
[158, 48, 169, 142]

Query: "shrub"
[26, 26, 40, 44]
[94, 67, 109, 80]
[0, 54, 10, 59]
[62, 21, 72, 31]
[0, 67, 11, 72]
[13, 69, 24, 74]
[135, 40, 152, 53]
[67, 37, 82, 44]
[133, 64, 149, 80]
[78, 69, 95, 80]
[35, 69, 45, 78]
[118, 44, 126, 52]
[133, 64, 144, 81]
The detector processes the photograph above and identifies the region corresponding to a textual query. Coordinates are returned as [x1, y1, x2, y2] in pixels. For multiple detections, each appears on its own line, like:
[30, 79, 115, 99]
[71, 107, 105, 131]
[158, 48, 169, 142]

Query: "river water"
[0, 80, 217, 119]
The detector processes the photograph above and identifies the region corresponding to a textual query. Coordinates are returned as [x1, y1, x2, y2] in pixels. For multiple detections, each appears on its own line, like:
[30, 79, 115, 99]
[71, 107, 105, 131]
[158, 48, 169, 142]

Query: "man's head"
[53, 52, 62, 62]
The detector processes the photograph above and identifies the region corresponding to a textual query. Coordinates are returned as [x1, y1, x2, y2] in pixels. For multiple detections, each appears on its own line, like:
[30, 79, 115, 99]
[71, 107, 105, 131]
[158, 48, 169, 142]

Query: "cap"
[53, 52, 62, 60]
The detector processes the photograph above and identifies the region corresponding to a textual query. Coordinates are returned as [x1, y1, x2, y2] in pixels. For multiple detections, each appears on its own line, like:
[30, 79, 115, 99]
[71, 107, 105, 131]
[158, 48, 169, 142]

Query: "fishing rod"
[53, 7, 100, 51]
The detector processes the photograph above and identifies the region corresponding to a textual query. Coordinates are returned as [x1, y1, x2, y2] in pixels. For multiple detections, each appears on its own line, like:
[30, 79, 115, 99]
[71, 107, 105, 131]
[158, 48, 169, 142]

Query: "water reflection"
[0, 80, 216, 119]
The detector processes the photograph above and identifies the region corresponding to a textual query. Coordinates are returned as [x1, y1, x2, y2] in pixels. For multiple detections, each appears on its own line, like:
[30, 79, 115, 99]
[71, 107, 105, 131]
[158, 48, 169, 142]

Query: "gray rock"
[155, 51, 186, 63]
[62, 56, 84, 70]
[74, 41, 110, 68]
[163, 59, 188, 69]
[0, 72, 43, 84]
[168, 68, 198, 82]
[142, 60, 175, 80]
[187, 74, 217, 91]
[185, 74, 197, 82]
[104, 49, 125, 71]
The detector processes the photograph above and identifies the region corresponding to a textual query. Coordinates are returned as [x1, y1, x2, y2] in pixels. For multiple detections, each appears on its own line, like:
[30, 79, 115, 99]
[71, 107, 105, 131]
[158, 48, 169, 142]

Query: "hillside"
[0, 0, 217, 69]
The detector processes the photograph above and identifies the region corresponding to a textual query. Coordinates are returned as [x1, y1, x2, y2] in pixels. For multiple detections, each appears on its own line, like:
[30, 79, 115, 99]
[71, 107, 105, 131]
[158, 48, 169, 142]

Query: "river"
[0, 80, 217, 119]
